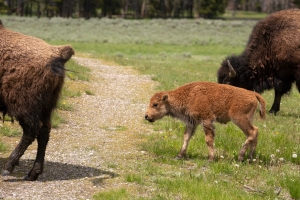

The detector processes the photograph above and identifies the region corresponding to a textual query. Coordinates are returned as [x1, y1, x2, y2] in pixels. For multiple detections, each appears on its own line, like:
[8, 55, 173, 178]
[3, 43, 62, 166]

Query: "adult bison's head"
[217, 55, 253, 91]
[145, 92, 169, 123]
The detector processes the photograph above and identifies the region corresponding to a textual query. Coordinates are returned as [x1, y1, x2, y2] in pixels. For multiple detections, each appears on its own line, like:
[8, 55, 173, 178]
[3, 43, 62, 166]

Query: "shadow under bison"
[0, 158, 117, 182]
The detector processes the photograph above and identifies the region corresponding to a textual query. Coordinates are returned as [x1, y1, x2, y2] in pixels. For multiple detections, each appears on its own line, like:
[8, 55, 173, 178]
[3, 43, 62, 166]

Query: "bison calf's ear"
[163, 94, 168, 101]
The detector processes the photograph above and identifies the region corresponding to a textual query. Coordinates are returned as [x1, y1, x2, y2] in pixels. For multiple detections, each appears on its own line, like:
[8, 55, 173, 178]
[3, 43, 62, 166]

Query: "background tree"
[198, 0, 227, 18]
[2, 0, 300, 19]
[100, 0, 121, 17]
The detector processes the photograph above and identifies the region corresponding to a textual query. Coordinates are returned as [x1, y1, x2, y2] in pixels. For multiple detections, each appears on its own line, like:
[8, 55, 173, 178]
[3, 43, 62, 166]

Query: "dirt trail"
[0, 57, 156, 199]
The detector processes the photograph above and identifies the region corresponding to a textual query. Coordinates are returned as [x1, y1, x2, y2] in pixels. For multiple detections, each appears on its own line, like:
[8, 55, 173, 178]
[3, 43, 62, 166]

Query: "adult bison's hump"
[247, 9, 300, 67]
[0, 22, 69, 69]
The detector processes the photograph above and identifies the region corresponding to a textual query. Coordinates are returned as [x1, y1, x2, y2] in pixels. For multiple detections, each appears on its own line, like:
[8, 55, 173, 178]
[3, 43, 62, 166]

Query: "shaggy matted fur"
[0, 21, 74, 180]
[218, 9, 300, 114]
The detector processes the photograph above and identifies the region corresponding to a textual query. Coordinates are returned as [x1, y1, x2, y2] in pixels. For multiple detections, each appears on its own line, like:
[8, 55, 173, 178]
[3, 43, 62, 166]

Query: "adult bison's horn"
[227, 60, 236, 78]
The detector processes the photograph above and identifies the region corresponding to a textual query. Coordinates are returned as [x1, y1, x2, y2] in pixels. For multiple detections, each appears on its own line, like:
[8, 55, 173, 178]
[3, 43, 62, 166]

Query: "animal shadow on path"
[0, 158, 118, 182]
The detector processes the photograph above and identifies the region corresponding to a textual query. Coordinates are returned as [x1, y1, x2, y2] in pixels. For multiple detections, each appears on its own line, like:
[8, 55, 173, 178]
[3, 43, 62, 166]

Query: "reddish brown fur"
[145, 82, 266, 161]
[0, 21, 74, 180]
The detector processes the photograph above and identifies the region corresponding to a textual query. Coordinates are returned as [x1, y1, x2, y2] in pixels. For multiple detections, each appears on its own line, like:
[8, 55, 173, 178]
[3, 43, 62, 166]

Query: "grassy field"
[1, 14, 300, 199]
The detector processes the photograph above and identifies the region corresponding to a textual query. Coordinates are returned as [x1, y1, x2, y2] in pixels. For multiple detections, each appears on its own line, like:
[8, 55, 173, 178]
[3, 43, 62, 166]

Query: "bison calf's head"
[145, 92, 169, 123]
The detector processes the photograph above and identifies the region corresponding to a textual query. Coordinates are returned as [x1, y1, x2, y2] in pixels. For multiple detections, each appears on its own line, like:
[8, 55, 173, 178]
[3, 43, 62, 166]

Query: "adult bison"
[0, 21, 74, 180]
[217, 9, 300, 114]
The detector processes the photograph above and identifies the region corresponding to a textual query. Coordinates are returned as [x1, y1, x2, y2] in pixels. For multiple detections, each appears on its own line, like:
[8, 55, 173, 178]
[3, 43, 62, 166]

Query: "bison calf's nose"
[145, 115, 149, 120]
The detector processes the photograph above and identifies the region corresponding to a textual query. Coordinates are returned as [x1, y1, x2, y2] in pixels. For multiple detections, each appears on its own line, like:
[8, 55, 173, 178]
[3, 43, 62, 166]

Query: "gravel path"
[0, 57, 157, 199]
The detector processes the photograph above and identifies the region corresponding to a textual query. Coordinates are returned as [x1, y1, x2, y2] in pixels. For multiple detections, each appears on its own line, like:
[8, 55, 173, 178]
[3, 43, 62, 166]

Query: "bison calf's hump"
[145, 81, 266, 162]
[0, 22, 74, 181]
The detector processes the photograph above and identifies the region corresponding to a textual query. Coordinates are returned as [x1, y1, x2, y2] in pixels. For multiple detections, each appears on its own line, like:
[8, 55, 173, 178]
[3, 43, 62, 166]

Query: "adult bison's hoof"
[24, 175, 34, 181]
[269, 108, 278, 115]
[24, 172, 39, 181]
[1, 170, 11, 176]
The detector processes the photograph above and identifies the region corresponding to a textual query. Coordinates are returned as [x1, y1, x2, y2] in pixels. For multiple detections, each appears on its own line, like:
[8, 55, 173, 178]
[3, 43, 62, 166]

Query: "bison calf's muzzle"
[145, 82, 266, 162]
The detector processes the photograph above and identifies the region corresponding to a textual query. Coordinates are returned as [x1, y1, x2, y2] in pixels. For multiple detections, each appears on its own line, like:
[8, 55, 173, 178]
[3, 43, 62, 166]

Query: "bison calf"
[145, 82, 266, 161]
[0, 21, 74, 180]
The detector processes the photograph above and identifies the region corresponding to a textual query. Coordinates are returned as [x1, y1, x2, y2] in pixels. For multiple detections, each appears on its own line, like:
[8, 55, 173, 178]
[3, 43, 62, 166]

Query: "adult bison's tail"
[255, 92, 266, 120]
[59, 45, 75, 62]
[50, 45, 74, 76]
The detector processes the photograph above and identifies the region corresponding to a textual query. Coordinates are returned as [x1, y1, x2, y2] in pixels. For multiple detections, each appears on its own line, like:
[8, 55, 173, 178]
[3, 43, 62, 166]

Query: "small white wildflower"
[279, 158, 284, 162]
[270, 154, 275, 159]
[292, 153, 297, 158]
[276, 149, 280, 153]
[263, 124, 267, 128]
[259, 165, 262, 168]
[253, 159, 256, 162]
[234, 164, 239, 167]
[215, 181, 218, 184]
[220, 155, 224, 159]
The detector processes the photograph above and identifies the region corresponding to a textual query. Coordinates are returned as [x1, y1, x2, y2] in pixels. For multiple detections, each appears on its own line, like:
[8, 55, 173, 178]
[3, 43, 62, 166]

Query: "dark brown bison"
[0, 21, 74, 180]
[217, 9, 300, 114]
[145, 82, 266, 161]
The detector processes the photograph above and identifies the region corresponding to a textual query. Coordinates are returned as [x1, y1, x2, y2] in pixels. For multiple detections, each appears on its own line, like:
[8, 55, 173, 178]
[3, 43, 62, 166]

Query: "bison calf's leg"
[249, 127, 259, 160]
[176, 126, 196, 159]
[202, 120, 215, 161]
[235, 121, 258, 161]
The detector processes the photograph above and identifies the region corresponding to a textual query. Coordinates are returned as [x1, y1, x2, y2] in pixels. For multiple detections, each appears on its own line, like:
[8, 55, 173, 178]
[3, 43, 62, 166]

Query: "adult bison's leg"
[176, 125, 196, 159]
[2, 121, 36, 176]
[202, 120, 215, 161]
[25, 118, 51, 181]
[270, 78, 293, 114]
[269, 90, 282, 114]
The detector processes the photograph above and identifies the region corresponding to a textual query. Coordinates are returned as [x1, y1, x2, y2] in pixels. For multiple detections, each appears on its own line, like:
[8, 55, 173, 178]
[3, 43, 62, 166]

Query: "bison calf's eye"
[153, 103, 158, 107]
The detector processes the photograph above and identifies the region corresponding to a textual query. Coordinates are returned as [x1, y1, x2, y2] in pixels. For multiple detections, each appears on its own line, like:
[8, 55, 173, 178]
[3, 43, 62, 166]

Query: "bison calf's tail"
[255, 93, 266, 120]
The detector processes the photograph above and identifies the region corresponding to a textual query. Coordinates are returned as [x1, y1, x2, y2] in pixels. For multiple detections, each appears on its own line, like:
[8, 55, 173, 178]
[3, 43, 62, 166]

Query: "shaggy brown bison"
[0, 21, 74, 180]
[218, 9, 300, 114]
[145, 82, 266, 161]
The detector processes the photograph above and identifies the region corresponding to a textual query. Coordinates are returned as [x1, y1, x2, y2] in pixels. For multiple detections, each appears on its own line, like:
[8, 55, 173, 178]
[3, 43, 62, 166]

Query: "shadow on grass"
[274, 112, 300, 118]
[0, 158, 118, 182]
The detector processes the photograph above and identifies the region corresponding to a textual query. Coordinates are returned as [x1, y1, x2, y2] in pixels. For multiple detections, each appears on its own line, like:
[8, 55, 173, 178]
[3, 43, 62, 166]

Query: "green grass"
[222, 10, 268, 19]
[2, 14, 300, 199]
[0, 126, 21, 137]
[0, 140, 8, 152]
[65, 59, 91, 81]
[93, 188, 131, 200]
[51, 111, 66, 129]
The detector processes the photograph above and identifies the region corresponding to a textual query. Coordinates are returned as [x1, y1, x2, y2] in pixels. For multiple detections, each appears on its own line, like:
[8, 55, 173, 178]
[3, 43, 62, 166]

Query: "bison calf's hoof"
[175, 155, 184, 160]
[238, 156, 245, 162]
